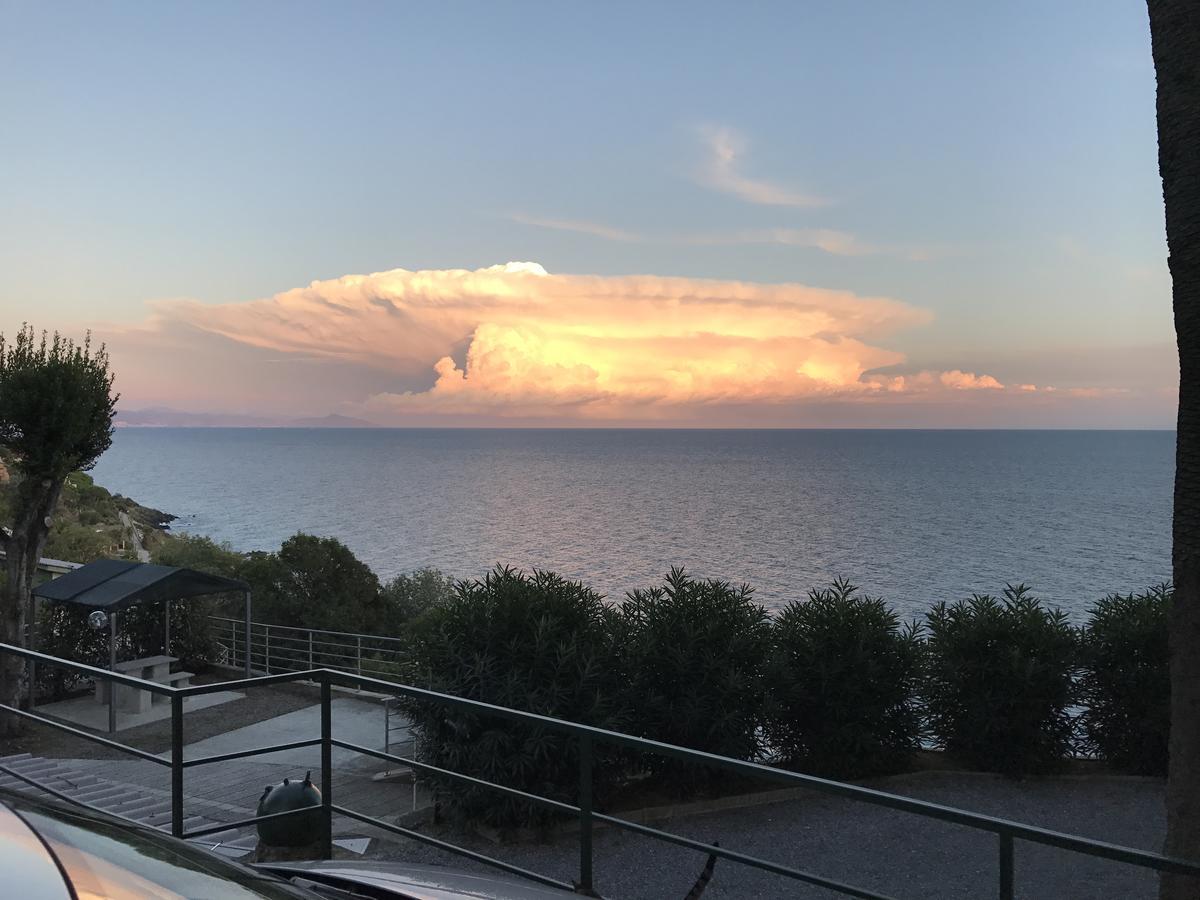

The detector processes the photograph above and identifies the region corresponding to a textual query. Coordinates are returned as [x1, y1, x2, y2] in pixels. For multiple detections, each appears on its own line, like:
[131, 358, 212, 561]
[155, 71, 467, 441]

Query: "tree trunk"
[0, 477, 61, 738]
[1149, 1, 1200, 897]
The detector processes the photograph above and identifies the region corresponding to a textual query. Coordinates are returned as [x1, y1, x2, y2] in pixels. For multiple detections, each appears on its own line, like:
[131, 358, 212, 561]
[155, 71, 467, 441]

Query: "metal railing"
[2, 640, 1199, 899]
[209, 616, 409, 682]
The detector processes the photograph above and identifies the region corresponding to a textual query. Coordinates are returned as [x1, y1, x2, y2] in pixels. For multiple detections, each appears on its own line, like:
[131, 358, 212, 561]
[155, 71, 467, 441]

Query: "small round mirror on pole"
[87, 610, 109, 630]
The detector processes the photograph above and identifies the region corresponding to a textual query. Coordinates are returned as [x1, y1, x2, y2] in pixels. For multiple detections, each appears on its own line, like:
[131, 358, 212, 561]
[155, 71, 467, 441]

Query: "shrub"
[35, 597, 220, 698]
[766, 579, 923, 777]
[619, 568, 771, 789]
[402, 566, 628, 829]
[378, 568, 455, 634]
[154, 533, 243, 578]
[238, 534, 383, 633]
[1078, 584, 1171, 775]
[924, 585, 1078, 775]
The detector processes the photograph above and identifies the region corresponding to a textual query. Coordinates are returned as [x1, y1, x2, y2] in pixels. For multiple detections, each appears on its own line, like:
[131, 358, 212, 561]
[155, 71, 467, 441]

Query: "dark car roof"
[0, 799, 72, 900]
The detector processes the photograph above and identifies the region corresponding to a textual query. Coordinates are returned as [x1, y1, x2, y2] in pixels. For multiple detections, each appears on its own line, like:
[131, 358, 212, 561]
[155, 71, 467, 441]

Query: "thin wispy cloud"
[507, 213, 641, 243]
[695, 126, 827, 207]
[509, 215, 938, 261]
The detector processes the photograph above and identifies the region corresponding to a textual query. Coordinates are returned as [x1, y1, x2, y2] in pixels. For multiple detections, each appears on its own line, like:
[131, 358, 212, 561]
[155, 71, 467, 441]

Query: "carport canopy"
[33, 559, 248, 611]
[32, 558, 254, 720]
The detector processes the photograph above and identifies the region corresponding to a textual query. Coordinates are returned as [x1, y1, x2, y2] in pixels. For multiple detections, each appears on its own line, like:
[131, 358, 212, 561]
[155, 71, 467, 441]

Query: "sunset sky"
[0, 1, 1175, 427]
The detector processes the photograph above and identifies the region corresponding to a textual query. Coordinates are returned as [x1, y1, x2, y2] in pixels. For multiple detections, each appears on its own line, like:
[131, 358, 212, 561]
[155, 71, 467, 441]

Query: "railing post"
[264, 624, 270, 674]
[171, 692, 184, 838]
[578, 733, 594, 895]
[108, 612, 118, 735]
[356, 635, 362, 684]
[320, 676, 333, 859]
[309, 630, 314, 673]
[998, 831, 1014, 900]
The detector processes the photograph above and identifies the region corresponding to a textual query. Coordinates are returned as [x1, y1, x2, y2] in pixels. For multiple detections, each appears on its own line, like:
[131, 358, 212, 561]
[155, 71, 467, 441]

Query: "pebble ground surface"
[373, 772, 1167, 900]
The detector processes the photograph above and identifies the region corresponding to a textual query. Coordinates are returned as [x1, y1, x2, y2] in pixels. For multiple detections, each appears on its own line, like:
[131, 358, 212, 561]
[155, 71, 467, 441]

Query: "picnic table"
[94, 655, 192, 713]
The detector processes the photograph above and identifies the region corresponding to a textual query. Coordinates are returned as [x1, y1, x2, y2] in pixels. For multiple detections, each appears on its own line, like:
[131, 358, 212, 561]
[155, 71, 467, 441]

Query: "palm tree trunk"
[1148, 2, 1200, 897]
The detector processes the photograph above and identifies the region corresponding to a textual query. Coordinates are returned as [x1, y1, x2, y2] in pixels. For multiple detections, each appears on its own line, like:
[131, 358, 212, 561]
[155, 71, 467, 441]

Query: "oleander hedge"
[398, 567, 1171, 825]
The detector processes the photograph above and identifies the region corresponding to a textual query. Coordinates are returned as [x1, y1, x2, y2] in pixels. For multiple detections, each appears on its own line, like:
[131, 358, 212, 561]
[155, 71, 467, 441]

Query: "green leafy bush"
[924, 585, 1078, 775]
[619, 568, 771, 788]
[1078, 584, 1171, 775]
[766, 579, 923, 777]
[378, 568, 455, 634]
[402, 566, 628, 829]
[35, 597, 219, 698]
[238, 534, 383, 633]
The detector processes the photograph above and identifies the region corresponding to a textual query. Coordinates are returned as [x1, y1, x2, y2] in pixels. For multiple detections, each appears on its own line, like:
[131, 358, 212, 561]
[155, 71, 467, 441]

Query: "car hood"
[257, 859, 578, 900]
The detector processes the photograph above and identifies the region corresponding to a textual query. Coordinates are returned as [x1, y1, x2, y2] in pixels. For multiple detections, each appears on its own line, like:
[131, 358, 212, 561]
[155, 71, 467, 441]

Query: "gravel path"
[374, 772, 1166, 899]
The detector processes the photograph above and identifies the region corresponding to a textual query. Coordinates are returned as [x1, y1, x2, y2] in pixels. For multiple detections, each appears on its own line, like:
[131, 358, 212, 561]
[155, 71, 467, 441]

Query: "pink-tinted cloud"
[96, 261, 1152, 425]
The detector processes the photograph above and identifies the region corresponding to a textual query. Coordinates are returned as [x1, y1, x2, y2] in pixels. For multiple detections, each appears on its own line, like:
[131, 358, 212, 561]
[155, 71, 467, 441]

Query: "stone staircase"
[0, 752, 257, 857]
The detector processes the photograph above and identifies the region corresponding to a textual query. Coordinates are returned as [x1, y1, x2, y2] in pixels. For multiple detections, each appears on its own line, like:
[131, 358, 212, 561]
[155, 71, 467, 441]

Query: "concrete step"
[3, 759, 63, 776]
[0, 753, 33, 765]
[71, 785, 132, 804]
[92, 791, 150, 811]
[111, 799, 169, 820]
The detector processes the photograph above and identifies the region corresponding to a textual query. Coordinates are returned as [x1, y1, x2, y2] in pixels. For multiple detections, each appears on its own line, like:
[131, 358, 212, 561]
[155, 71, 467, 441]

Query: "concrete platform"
[161, 696, 390, 772]
[36, 690, 245, 732]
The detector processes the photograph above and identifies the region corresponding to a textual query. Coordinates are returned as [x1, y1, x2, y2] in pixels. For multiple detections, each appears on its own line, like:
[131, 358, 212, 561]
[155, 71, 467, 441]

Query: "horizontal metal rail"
[331, 739, 580, 816]
[0, 702, 170, 765]
[0, 763, 145, 828]
[182, 806, 316, 840]
[209, 616, 408, 645]
[331, 804, 577, 893]
[181, 738, 323, 769]
[3, 640, 1200, 899]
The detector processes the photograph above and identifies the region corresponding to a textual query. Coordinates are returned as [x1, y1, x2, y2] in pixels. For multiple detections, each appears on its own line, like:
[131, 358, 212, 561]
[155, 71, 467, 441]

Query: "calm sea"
[89, 429, 1173, 622]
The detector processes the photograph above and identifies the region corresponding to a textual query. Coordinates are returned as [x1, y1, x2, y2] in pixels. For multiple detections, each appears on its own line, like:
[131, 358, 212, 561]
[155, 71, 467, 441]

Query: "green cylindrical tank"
[256, 771, 322, 847]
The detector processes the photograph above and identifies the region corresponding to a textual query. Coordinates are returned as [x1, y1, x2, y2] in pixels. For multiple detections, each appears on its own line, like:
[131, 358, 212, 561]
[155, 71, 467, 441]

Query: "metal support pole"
[171, 692, 184, 838]
[164, 602, 171, 656]
[356, 636, 362, 685]
[309, 631, 314, 674]
[578, 734, 594, 894]
[320, 678, 333, 859]
[264, 624, 271, 675]
[28, 597, 37, 713]
[108, 611, 118, 735]
[244, 591, 252, 677]
[998, 832, 1014, 900]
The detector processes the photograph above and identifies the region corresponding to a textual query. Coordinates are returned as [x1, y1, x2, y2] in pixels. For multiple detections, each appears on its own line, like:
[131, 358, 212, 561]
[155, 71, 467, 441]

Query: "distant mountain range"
[113, 408, 377, 428]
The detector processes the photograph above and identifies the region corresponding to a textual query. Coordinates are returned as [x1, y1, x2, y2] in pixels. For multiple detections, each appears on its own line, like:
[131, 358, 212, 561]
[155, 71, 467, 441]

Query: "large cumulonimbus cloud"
[143, 261, 1020, 421]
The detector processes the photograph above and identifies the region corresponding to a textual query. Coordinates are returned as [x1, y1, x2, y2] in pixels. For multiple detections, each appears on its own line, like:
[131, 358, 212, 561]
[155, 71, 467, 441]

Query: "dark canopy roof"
[33, 559, 248, 612]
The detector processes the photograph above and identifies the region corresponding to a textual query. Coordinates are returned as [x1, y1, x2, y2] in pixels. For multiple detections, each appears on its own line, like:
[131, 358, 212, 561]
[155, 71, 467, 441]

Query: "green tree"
[923, 586, 1078, 776]
[1079, 586, 1171, 775]
[402, 566, 628, 828]
[1147, 1, 1200, 894]
[239, 533, 382, 633]
[619, 568, 771, 790]
[377, 567, 454, 634]
[153, 533, 243, 578]
[766, 579, 923, 778]
[0, 327, 116, 735]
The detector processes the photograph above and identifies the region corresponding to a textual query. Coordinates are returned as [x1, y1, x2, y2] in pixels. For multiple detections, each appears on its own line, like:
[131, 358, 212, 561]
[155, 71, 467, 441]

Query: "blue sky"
[0, 1, 1175, 426]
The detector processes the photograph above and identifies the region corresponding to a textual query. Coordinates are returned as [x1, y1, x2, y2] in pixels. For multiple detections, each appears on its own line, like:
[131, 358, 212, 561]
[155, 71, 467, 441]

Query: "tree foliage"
[924, 586, 1079, 775]
[378, 567, 455, 634]
[618, 568, 771, 788]
[238, 533, 382, 633]
[1079, 585, 1171, 775]
[0, 327, 117, 481]
[767, 579, 923, 778]
[402, 566, 628, 828]
[0, 326, 116, 733]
